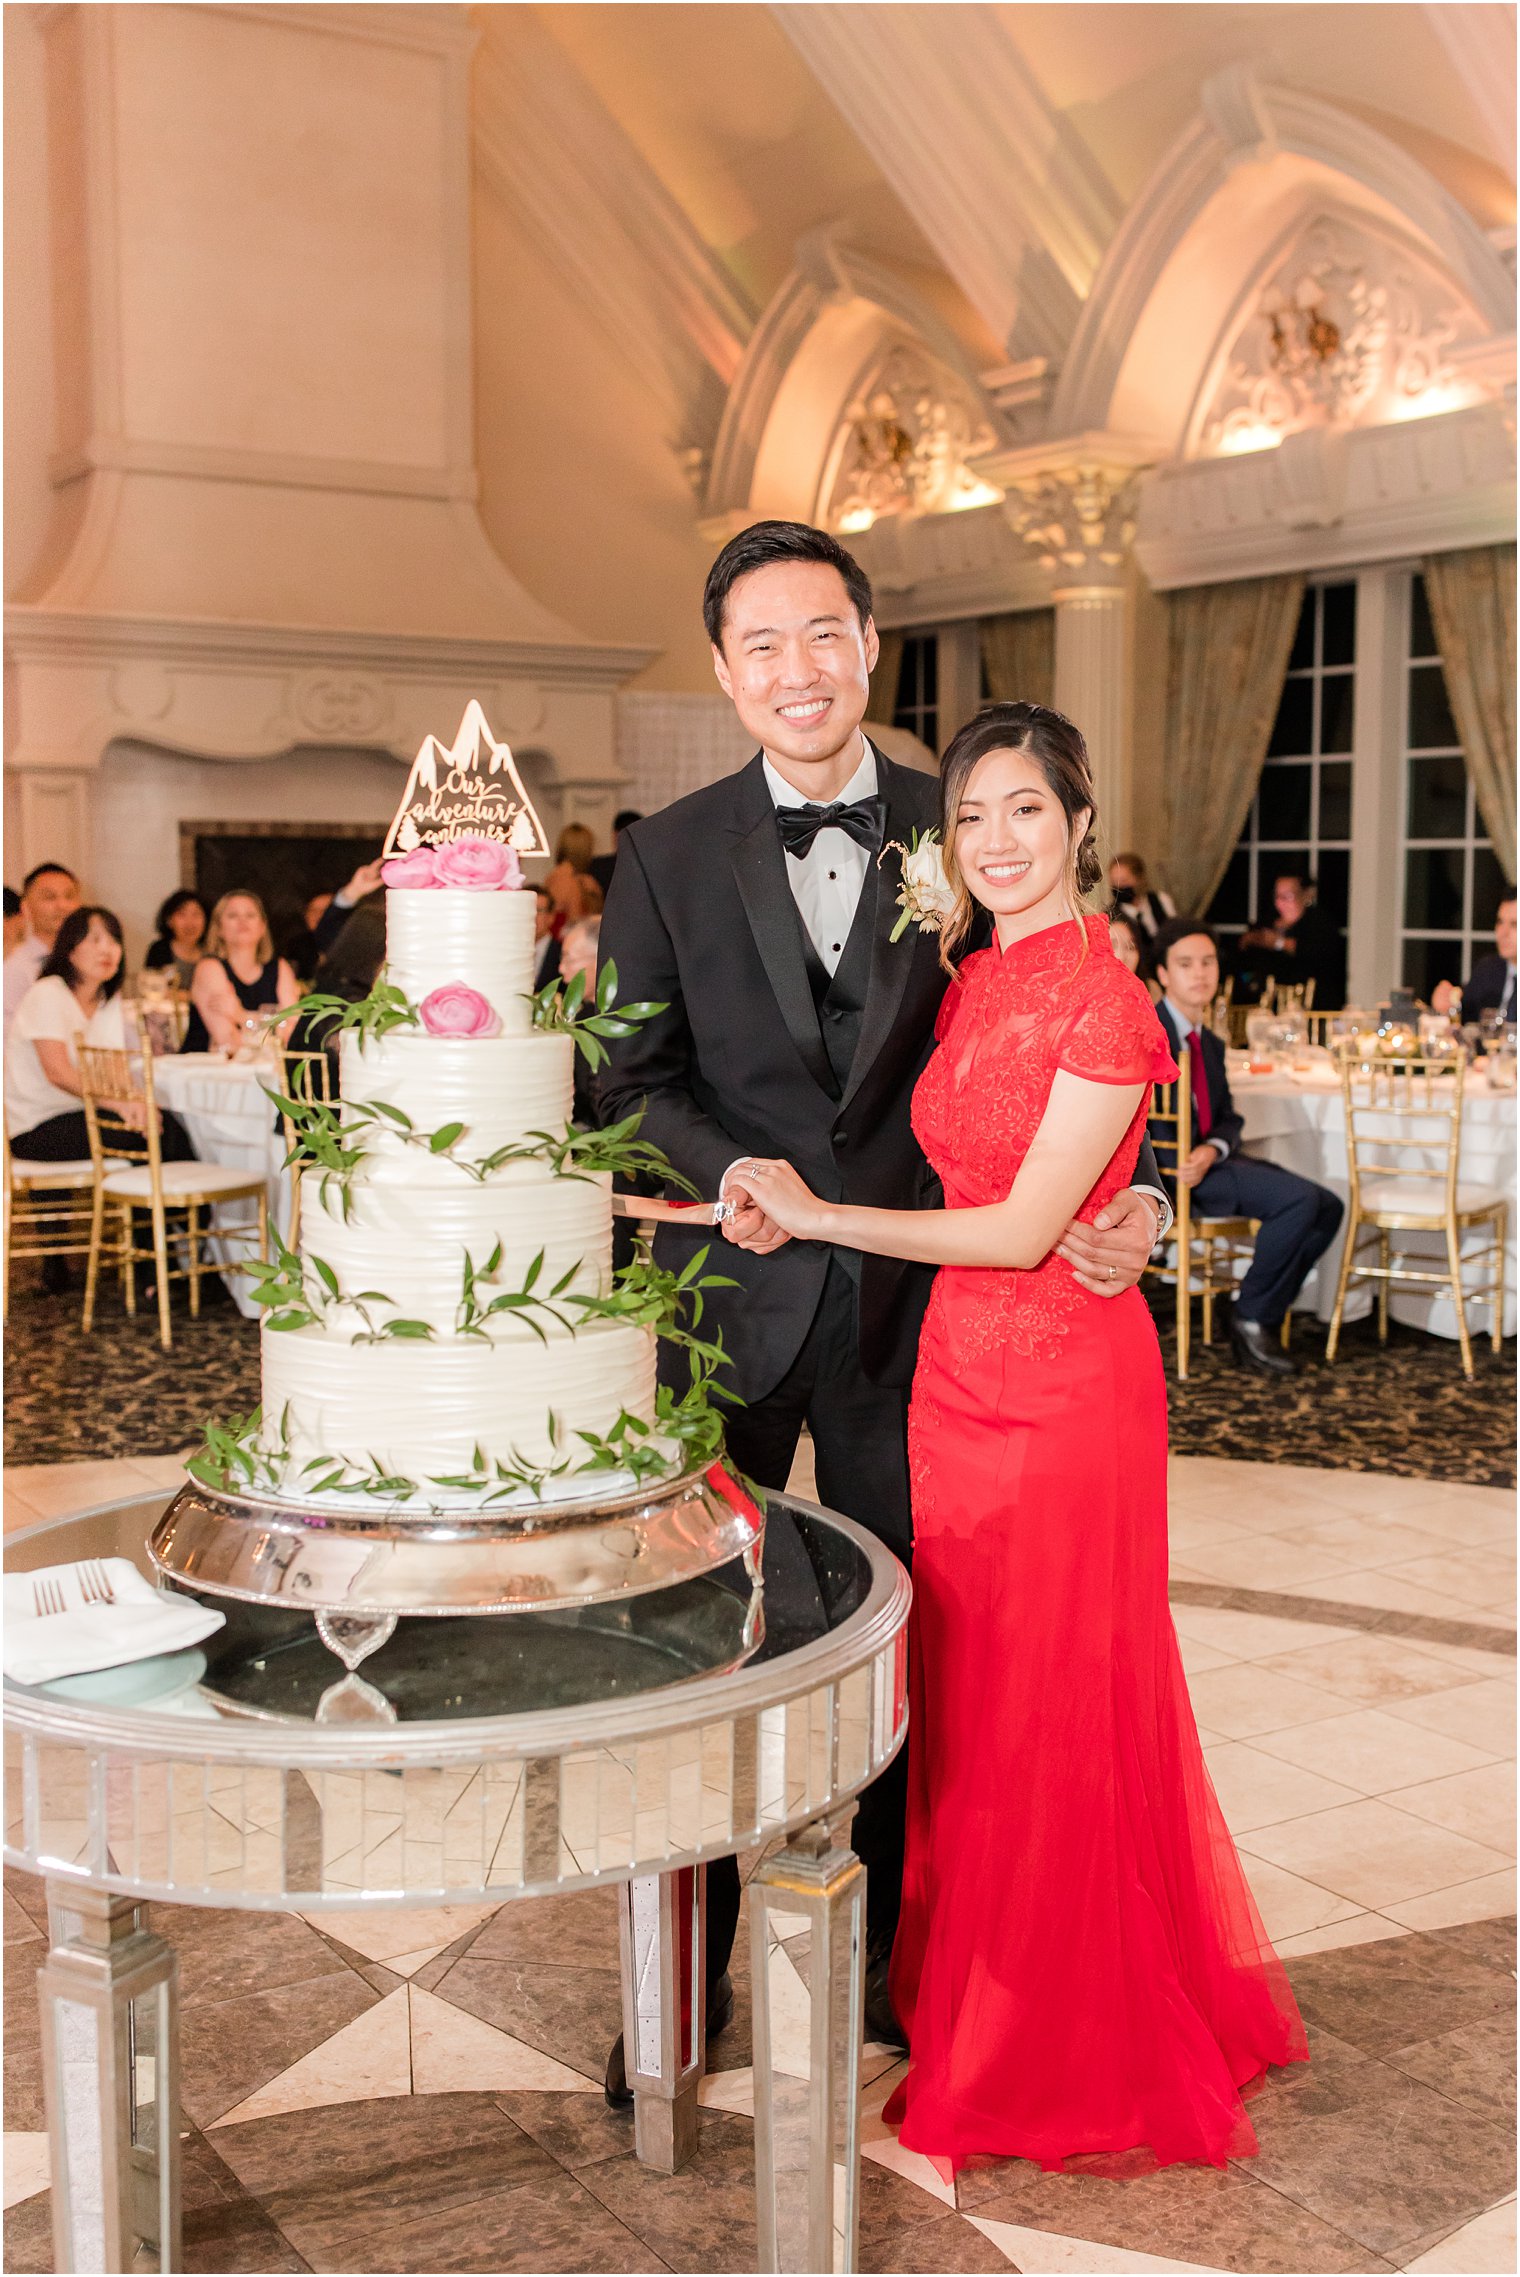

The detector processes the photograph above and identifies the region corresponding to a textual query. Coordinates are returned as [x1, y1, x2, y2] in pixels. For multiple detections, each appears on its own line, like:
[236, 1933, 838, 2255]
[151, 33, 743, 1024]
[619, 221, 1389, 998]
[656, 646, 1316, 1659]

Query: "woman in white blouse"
[6, 907, 193, 1162]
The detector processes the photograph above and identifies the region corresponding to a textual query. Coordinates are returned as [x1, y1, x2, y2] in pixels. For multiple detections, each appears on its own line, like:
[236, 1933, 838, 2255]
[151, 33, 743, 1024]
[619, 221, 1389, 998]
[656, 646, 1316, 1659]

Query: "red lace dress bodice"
[910, 911, 1176, 1367]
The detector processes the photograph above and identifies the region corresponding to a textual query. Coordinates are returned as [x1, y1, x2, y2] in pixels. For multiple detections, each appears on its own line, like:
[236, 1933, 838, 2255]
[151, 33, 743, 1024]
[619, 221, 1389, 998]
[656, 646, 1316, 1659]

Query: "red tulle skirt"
[886, 1281, 1307, 2176]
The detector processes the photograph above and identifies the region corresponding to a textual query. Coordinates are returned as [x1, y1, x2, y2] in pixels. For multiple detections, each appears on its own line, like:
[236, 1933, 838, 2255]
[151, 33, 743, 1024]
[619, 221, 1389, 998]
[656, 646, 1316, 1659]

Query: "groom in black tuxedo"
[597, 521, 1168, 2087]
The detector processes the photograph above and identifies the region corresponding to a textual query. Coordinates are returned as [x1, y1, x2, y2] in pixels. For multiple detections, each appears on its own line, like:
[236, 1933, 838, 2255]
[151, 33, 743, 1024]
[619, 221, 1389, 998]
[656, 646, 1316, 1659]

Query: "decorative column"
[38, 1881, 181, 2275]
[993, 437, 1155, 862]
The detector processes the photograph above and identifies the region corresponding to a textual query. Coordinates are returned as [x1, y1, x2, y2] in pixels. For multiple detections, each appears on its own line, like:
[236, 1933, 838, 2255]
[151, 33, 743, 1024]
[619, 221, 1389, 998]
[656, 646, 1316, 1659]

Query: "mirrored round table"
[4, 1490, 909, 2275]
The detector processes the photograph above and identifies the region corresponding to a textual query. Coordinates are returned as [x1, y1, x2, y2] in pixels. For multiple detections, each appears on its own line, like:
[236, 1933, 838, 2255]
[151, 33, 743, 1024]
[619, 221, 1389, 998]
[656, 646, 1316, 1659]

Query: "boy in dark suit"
[1151, 918, 1343, 1377]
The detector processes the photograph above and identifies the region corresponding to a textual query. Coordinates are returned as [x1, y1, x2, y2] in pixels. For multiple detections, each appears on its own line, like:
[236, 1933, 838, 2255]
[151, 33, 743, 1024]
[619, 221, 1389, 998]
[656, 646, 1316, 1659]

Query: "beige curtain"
[1162, 573, 1307, 915]
[1422, 545, 1517, 883]
[979, 609, 1055, 709]
[865, 628, 905, 724]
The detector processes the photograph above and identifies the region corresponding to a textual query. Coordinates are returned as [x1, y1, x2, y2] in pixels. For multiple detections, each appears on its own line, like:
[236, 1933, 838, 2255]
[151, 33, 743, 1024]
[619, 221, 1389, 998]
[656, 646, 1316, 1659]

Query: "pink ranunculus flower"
[433, 835, 522, 892]
[419, 983, 502, 1039]
[382, 847, 440, 889]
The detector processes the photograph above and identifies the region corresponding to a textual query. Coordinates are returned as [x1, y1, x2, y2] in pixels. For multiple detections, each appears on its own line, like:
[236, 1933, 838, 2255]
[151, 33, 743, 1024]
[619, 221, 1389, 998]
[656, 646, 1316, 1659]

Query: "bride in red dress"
[735, 703, 1306, 2176]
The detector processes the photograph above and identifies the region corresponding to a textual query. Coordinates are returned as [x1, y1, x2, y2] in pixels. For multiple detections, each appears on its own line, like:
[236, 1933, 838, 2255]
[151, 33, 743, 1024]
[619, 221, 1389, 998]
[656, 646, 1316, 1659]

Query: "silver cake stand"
[148, 1465, 766, 1701]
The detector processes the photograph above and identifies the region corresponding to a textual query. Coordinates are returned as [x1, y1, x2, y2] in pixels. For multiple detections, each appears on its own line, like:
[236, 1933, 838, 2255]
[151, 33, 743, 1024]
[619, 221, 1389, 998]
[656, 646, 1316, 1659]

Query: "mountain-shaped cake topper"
[383, 700, 550, 859]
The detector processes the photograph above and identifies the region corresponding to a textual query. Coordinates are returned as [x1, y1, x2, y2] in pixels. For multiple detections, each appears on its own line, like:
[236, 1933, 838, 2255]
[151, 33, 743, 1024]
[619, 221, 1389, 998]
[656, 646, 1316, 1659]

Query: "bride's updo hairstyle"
[937, 702, 1100, 973]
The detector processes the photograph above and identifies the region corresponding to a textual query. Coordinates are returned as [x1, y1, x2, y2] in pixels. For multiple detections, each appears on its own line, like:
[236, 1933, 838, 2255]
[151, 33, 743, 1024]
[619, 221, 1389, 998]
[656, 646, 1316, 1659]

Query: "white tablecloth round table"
[152, 1053, 289, 1316]
[1230, 1062, 1516, 1340]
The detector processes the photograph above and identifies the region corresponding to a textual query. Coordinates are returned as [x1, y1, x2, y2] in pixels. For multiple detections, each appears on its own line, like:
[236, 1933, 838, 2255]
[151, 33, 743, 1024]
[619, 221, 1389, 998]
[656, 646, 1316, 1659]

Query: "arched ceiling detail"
[702, 235, 1008, 523]
[1054, 75, 1515, 453]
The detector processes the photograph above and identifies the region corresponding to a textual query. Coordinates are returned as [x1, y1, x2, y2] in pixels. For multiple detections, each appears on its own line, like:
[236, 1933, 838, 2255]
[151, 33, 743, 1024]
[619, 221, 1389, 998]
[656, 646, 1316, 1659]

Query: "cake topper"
[383, 700, 550, 859]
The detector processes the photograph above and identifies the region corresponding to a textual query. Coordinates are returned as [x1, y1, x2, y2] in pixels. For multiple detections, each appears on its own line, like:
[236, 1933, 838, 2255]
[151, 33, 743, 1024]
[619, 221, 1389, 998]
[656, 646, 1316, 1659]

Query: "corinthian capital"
[977, 431, 1157, 588]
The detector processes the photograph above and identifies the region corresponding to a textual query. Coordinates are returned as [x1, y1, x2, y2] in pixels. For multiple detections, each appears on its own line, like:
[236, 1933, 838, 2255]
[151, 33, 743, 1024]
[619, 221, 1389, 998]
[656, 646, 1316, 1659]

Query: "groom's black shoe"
[1230, 1314, 1297, 1377]
[864, 1929, 907, 2050]
[604, 1972, 735, 2108]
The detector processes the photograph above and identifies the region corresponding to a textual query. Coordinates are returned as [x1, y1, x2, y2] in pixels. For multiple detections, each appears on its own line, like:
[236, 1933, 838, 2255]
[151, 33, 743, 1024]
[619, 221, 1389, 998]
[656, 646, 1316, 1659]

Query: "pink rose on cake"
[419, 984, 502, 1039]
[432, 835, 523, 892]
[381, 847, 440, 889]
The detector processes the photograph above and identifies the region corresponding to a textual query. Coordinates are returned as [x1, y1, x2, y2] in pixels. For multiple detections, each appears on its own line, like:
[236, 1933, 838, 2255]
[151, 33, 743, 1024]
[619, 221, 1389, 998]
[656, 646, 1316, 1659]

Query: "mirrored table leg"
[750, 1809, 865, 2274]
[38, 1880, 182, 2274]
[618, 1864, 705, 2171]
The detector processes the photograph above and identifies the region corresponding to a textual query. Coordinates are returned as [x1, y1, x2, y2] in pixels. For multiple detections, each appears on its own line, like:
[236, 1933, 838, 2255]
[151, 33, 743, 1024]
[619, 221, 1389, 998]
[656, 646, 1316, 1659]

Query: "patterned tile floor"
[4, 1452, 1514, 2273]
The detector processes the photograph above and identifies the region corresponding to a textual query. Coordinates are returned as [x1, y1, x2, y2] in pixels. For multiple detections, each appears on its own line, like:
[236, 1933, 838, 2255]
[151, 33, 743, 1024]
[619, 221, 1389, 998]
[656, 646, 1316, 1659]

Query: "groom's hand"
[720, 1164, 792, 1254]
[1056, 1188, 1159, 1296]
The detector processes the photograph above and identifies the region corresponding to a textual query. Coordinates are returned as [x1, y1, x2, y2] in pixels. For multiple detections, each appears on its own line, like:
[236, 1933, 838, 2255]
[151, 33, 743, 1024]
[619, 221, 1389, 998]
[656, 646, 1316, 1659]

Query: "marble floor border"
[1167, 1581, 1517, 1657]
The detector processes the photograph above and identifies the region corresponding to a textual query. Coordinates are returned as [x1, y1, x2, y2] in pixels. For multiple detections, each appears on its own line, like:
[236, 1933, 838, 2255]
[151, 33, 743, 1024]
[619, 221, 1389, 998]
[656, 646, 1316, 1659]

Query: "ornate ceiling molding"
[1186, 209, 1503, 459]
[702, 233, 1006, 526]
[771, 3, 1120, 364]
[473, 19, 756, 444]
[1134, 397, 1516, 589]
[1054, 73, 1516, 444]
[848, 503, 1051, 628]
[822, 343, 999, 532]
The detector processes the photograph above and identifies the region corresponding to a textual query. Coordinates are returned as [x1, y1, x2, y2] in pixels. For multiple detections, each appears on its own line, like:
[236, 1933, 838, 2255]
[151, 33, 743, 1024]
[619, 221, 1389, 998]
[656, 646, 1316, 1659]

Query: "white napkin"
[4, 1559, 225, 1687]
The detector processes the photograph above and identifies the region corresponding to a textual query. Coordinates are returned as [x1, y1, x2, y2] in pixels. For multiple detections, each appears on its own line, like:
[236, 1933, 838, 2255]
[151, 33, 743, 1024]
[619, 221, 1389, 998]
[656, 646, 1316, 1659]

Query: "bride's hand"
[728, 1159, 832, 1241]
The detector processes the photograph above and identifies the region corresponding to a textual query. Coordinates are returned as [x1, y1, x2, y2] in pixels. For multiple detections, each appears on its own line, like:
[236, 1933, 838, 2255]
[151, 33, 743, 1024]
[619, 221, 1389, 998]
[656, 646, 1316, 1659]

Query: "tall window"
[1399, 574, 1505, 999]
[892, 633, 938, 753]
[1207, 581, 1355, 1001]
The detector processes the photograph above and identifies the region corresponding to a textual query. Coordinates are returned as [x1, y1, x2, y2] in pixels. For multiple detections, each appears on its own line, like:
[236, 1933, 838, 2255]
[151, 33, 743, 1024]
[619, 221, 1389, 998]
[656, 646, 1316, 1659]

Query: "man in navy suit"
[1151, 919, 1343, 1377]
[1433, 896, 1516, 1027]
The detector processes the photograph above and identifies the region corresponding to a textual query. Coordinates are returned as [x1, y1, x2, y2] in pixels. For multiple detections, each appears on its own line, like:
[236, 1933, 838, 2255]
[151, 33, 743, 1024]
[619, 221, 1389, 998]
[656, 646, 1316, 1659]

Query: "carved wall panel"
[1192, 214, 1495, 460]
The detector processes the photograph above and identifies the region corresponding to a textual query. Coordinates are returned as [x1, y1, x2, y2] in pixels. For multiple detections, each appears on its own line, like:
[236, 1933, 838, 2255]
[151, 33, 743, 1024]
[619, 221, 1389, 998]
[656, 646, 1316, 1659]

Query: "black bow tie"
[776, 794, 887, 860]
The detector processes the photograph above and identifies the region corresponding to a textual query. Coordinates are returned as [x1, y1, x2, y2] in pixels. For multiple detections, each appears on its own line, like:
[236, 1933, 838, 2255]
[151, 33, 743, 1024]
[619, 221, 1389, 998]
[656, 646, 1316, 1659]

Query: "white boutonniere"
[880, 829, 957, 942]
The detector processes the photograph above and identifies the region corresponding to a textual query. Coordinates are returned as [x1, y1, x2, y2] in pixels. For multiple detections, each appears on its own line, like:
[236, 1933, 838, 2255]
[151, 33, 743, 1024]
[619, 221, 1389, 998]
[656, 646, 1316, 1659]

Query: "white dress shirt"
[1162, 997, 1230, 1160]
[762, 743, 878, 976]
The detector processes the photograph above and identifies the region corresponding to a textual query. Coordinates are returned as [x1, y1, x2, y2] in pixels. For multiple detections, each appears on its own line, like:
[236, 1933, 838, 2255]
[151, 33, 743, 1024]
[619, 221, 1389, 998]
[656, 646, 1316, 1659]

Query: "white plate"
[14, 1646, 209, 1709]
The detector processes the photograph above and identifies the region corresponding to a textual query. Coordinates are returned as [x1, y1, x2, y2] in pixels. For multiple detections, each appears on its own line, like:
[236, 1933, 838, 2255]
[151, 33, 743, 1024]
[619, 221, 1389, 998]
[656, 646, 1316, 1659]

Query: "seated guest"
[1150, 919, 1342, 1378]
[4, 888, 23, 960]
[545, 823, 599, 924]
[144, 890, 209, 989]
[1108, 852, 1175, 942]
[589, 809, 643, 899]
[290, 897, 386, 1071]
[531, 885, 562, 989]
[1431, 897, 1516, 1025]
[1108, 910, 1151, 985]
[280, 888, 337, 985]
[4, 863, 82, 1039]
[183, 891, 301, 1054]
[6, 907, 193, 1162]
[296, 857, 386, 974]
[1240, 871, 1343, 1007]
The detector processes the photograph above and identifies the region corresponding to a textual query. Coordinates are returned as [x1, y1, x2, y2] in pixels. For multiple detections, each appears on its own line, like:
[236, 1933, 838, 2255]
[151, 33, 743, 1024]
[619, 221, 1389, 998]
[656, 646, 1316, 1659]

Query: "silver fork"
[30, 1576, 66, 1619]
[79, 1561, 117, 1606]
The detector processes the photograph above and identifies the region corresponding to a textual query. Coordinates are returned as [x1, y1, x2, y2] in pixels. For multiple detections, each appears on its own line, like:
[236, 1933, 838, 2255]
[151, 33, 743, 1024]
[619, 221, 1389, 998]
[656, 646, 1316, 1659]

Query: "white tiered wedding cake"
[193, 705, 712, 1515]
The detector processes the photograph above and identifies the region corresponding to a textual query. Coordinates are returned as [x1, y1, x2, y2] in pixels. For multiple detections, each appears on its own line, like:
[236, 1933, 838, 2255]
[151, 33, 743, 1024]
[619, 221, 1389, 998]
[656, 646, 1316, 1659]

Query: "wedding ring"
[1108, 1264, 1116, 1281]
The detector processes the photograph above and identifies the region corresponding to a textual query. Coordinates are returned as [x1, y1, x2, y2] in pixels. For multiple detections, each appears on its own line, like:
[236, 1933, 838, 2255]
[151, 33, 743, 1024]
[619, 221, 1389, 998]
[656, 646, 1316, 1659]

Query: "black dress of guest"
[181, 957, 280, 1054]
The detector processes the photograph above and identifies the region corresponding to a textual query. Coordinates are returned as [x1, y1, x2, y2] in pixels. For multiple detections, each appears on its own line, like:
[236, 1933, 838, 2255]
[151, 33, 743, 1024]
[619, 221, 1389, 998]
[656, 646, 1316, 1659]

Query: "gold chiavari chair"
[1326, 1050, 1506, 1379]
[79, 1044, 269, 1351]
[2, 1125, 98, 1321]
[279, 1047, 336, 1250]
[1145, 1040, 1259, 1379]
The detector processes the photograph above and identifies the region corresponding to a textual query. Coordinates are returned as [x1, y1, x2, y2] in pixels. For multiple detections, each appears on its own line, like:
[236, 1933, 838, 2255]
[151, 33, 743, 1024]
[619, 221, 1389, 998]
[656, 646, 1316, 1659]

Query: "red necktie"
[1189, 1030, 1212, 1140]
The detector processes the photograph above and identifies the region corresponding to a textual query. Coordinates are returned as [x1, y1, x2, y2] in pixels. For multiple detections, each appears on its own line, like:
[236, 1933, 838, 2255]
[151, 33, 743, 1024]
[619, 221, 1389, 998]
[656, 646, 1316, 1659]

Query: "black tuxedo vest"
[799, 865, 878, 1097]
